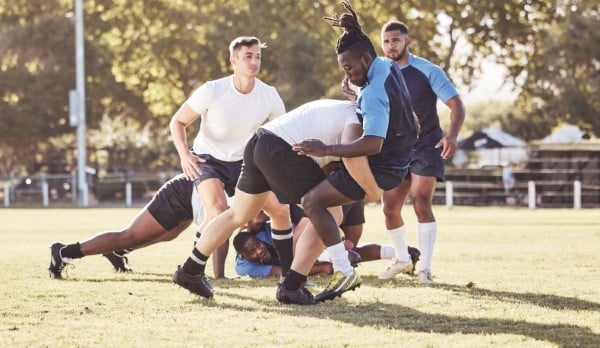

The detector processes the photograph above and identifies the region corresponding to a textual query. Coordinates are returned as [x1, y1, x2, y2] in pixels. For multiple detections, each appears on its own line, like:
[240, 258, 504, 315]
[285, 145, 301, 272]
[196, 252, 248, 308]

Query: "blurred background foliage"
[1, 0, 598, 175]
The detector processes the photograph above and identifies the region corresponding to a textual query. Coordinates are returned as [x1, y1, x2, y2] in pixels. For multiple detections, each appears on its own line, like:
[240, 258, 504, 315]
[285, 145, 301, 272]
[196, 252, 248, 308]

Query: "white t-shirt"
[262, 99, 360, 167]
[187, 75, 285, 162]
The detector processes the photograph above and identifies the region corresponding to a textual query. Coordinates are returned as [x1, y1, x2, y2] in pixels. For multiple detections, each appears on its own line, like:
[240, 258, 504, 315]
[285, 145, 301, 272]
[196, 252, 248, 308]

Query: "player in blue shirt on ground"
[234, 202, 419, 278]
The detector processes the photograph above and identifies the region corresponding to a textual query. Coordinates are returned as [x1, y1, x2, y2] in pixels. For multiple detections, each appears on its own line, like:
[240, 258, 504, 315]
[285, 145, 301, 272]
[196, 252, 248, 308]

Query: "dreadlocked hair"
[324, 0, 377, 57]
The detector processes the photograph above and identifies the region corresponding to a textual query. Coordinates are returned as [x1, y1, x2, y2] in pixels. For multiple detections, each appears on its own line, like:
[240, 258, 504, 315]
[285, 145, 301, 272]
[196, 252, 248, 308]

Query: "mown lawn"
[0, 206, 598, 347]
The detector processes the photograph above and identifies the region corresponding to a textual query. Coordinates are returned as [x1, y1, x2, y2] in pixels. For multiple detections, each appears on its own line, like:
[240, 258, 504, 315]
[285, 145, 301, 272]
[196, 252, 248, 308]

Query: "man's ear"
[360, 52, 373, 68]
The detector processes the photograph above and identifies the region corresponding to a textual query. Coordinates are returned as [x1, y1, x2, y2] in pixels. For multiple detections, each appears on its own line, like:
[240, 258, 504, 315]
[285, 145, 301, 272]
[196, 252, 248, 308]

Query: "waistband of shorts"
[256, 127, 282, 139]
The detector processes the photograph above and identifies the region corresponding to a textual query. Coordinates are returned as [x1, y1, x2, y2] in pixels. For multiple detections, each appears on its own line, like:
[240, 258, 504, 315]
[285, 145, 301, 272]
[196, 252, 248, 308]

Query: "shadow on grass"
[359, 275, 600, 312]
[218, 291, 600, 347]
[434, 282, 600, 312]
[206, 274, 600, 346]
[213, 274, 600, 311]
[56, 270, 600, 314]
[62, 270, 597, 345]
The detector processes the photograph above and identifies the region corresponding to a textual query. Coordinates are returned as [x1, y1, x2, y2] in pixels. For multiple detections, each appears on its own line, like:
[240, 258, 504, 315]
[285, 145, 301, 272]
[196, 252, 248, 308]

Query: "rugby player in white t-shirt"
[168, 36, 288, 279]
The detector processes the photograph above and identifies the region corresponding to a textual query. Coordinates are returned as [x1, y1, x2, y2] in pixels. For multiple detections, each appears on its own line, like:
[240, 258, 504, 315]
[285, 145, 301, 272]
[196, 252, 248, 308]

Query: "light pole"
[74, 0, 88, 206]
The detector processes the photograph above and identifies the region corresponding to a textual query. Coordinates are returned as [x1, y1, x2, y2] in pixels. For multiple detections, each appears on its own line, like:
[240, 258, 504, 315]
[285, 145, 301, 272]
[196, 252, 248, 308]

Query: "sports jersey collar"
[366, 57, 389, 85]
[395, 53, 414, 70]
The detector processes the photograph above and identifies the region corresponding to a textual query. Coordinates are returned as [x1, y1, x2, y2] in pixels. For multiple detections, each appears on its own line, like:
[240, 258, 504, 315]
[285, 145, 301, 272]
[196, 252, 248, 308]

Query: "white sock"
[316, 249, 330, 263]
[327, 242, 353, 276]
[379, 244, 395, 260]
[417, 222, 437, 272]
[387, 225, 410, 262]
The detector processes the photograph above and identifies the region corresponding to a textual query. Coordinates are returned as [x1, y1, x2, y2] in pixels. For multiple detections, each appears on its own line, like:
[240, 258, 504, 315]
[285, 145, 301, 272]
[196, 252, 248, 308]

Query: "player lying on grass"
[46, 174, 280, 279]
[234, 201, 420, 278]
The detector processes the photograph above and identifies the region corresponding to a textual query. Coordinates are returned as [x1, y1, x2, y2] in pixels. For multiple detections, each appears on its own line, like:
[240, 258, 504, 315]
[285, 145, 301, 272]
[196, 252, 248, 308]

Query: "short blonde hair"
[228, 36, 267, 57]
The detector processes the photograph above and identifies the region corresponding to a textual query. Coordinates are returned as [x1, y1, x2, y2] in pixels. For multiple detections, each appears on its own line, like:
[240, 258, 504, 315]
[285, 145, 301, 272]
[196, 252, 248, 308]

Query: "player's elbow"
[362, 136, 383, 155]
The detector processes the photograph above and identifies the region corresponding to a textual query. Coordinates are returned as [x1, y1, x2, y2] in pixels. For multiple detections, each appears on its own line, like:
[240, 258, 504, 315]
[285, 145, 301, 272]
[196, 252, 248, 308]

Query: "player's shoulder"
[361, 82, 386, 101]
[198, 75, 232, 93]
[408, 54, 436, 67]
[254, 77, 275, 90]
[254, 78, 283, 99]
[409, 54, 445, 75]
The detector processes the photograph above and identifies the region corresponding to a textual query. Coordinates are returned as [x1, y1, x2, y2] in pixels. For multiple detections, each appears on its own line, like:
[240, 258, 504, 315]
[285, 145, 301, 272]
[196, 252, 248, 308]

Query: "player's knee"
[204, 201, 229, 218]
[224, 209, 249, 227]
[300, 192, 320, 217]
[382, 202, 401, 218]
[265, 204, 288, 222]
[118, 231, 145, 249]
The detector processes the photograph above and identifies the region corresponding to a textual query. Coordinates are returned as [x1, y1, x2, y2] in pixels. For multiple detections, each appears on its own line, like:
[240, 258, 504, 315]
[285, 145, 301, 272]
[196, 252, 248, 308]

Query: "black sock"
[283, 269, 307, 291]
[114, 249, 131, 256]
[271, 228, 293, 275]
[182, 248, 208, 276]
[61, 243, 84, 259]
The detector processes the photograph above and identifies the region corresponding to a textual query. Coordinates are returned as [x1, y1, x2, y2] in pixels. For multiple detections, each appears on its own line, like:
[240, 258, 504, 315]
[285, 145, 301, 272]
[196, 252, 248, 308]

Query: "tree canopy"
[1, 0, 598, 174]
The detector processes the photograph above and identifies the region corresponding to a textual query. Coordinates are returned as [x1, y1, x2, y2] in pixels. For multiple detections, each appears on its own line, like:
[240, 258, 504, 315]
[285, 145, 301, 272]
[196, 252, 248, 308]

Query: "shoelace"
[201, 274, 214, 293]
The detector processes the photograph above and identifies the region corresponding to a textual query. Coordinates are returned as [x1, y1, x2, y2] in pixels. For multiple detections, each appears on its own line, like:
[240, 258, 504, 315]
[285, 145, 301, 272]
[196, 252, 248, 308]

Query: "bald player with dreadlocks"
[283, 0, 419, 304]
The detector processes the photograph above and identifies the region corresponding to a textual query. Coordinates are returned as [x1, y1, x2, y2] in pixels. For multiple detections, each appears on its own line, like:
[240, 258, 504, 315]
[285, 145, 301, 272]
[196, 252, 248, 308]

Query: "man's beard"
[388, 47, 407, 61]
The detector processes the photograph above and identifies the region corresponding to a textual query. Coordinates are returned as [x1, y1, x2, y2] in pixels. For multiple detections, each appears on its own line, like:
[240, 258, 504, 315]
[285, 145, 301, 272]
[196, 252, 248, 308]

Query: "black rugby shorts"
[145, 174, 194, 230]
[192, 153, 242, 197]
[237, 129, 326, 204]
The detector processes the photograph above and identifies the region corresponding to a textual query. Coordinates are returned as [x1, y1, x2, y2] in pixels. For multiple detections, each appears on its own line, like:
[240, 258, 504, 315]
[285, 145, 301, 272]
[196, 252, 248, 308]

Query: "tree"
[0, 0, 75, 173]
[514, 0, 600, 139]
[1, 0, 598, 176]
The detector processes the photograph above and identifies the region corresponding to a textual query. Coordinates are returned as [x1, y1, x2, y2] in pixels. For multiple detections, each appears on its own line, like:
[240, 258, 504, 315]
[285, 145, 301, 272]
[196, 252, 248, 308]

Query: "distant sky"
[460, 60, 519, 105]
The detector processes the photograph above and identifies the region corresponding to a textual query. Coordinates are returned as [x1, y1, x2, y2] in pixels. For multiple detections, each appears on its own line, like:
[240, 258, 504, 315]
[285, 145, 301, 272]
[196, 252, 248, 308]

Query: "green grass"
[1, 206, 599, 347]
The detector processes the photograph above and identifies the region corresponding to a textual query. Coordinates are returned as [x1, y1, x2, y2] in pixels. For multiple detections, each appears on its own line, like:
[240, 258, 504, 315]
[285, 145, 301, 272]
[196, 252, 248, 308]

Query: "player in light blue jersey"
[377, 20, 466, 284]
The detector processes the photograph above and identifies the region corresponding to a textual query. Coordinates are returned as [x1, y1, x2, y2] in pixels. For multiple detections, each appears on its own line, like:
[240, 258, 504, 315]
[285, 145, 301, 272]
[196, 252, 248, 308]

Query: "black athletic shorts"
[192, 153, 242, 197]
[237, 129, 326, 204]
[408, 146, 445, 181]
[145, 174, 194, 230]
[289, 201, 364, 228]
[340, 200, 365, 227]
[327, 164, 409, 201]
[289, 203, 306, 225]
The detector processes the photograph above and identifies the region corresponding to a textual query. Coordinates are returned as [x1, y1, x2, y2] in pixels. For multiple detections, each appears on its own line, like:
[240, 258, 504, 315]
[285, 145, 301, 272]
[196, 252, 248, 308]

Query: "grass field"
[0, 205, 599, 347]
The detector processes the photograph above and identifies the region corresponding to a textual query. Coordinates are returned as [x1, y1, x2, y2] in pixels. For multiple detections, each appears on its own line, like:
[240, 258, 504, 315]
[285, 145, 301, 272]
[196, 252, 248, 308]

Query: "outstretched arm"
[292, 135, 383, 158]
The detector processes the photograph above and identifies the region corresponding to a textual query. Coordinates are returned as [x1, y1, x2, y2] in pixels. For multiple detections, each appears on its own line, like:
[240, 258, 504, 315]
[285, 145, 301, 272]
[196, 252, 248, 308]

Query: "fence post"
[528, 180, 536, 209]
[71, 172, 78, 204]
[573, 180, 582, 209]
[445, 181, 453, 208]
[3, 183, 9, 207]
[41, 174, 49, 207]
[125, 181, 132, 207]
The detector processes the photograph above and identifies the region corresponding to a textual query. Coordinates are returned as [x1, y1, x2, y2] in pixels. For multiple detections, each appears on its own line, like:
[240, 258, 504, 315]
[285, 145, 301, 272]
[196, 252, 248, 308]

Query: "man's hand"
[341, 77, 358, 101]
[180, 152, 205, 181]
[292, 139, 331, 157]
[435, 135, 458, 160]
[343, 239, 355, 250]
